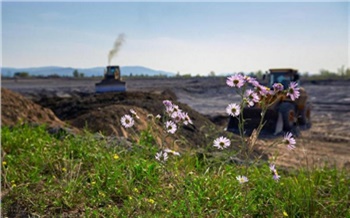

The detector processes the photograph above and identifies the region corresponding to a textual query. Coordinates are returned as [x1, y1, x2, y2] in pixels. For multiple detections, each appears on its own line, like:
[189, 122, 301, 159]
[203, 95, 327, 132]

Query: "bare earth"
[2, 77, 350, 169]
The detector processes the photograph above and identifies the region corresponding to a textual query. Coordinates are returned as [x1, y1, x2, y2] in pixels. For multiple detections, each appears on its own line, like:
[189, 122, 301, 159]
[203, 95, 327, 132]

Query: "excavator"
[227, 68, 312, 136]
[95, 65, 126, 93]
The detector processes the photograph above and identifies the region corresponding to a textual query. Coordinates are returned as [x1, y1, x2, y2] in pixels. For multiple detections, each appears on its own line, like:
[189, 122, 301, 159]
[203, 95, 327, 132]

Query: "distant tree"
[73, 69, 79, 78]
[209, 71, 216, 77]
[176, 72, 181, 77]
[14, 72, 29, 78]
[302, 72, 309, 79]
[255, 70, 263, 79]
[79, 73, 84, 78]
[346, 68, 350, 77]
[337, 65, 345, 76]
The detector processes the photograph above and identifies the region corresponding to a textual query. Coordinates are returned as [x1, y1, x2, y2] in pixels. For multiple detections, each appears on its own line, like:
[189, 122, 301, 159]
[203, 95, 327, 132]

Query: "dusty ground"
[2, 77, 350, 169]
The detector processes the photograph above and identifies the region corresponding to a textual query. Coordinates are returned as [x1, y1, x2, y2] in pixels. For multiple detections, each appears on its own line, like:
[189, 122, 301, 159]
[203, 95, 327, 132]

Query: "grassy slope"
[1, 125, 349, 217]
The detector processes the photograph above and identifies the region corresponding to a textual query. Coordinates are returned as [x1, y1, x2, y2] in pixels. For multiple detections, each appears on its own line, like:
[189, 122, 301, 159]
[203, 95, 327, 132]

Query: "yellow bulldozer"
[227, 68, 312, 136]
[95, 65, 126, 93]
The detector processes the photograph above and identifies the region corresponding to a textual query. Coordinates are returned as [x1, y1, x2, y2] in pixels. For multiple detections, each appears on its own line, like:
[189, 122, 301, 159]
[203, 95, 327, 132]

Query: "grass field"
[2, 124, 349, 217]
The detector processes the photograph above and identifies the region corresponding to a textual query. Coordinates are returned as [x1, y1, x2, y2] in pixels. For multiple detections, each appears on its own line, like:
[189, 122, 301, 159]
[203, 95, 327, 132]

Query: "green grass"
[1, 125, 350, 217]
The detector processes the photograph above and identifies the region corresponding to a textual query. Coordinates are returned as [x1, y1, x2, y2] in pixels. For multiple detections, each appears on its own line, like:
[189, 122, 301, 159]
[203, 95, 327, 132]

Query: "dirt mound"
[1, 88, 68, 129]
[31, 89, 229, 148]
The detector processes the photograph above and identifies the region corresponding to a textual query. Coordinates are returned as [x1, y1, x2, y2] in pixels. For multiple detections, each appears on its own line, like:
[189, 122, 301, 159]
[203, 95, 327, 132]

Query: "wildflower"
[245, 76, 260, 87]
[155, 114, 161, 119]
[62, 167, 67, 172]
[226, 103, 241, 117]
[164, 148, 181, 156]
[165, 120, 177, 134]
[133, 188, 139, 193]
[283, 211, 289, 217]
[163, 100, 173, 108]
[182, 112, 193, 125]
[254, 84, 270, 97]
[245, 89, 260, 107]
[121, 114, 135, 128]
[226, 74, 245, 88]
[283, 132, 296, 150]
[99, 191, 106, 197]
[213, 136, 231, 149]
[236, 175, 249, 184]
[130, 109, 140, 119]
[287, 82, 300, 101]
[171, 111, 184, 123]
[2, 161, 6, 166]
[269, 164, 281, 181]
[273, 83, 284, 93]
[273, 174, 281, 181]
[155, 151, 168, 162]
[171, 104, 180, 112]
[147, 198, 155, 204]
[113, 154, 119, 160]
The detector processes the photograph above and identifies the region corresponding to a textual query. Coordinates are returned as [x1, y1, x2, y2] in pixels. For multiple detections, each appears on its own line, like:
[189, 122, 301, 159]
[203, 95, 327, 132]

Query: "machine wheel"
[299, 102, 312, 127]
[278, 102, 296, 131]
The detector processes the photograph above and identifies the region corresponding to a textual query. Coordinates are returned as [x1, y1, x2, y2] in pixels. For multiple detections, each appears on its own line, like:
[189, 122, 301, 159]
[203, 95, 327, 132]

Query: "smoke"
[108, 33, 126, 65]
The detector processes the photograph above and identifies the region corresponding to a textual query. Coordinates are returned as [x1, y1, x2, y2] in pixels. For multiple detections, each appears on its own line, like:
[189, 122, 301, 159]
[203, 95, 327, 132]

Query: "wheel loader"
[95, 65, 126, 93]
[227, 68, 311, 136]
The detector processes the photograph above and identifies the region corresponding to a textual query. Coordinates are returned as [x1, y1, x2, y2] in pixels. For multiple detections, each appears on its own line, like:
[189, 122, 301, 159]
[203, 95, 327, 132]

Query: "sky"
[1, 1, 349, 75]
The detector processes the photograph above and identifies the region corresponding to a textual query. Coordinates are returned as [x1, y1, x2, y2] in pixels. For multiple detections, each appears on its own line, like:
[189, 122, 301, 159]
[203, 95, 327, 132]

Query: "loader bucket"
[227, 108, 282, 136]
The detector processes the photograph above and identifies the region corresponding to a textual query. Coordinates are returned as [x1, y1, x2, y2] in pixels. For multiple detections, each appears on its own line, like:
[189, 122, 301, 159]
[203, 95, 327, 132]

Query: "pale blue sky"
[2, 2, 349, 75]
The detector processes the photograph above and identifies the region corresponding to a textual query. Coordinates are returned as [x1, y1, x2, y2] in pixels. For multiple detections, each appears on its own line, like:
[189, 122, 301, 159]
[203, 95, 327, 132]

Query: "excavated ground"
[2, 77, 350, 169]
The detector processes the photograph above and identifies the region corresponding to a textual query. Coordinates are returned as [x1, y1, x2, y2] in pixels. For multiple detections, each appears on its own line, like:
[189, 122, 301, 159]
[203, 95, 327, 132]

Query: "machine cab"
[104, 65, 121, 80]
[267, 68, 300, 89]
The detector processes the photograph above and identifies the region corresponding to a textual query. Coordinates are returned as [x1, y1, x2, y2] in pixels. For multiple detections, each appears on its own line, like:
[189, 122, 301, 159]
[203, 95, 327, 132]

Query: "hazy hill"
[1, 66, 175, 77]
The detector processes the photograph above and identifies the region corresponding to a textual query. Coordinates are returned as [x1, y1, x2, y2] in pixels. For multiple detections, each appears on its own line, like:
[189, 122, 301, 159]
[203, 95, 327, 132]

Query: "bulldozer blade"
[95, 81, 126, 93]
[226, 108, 281, 136]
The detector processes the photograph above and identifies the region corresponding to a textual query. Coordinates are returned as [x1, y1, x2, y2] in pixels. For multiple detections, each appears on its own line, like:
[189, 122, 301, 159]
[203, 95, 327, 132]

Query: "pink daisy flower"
[254, 85, 270, 97]
[226, 74, 245, 88]
[182, 112, 193, 125]
[245, 89, 260, 107]
[163, 100, 173, 108]
[165, 120, 177, 134]
[273, 83, 284, 93]
[245, 76, 260, 87]
[155, 151, 168, 162]
[269, 164, 281, 181]
[213, 136, 231, 149]
[287, 82, 300, 101]
[121, 114, 135, 128]
[283, 132, 296, 150]
[236, 175, 249, 184]
[171, 111, 184, 123]
[226, 103, 241, 117]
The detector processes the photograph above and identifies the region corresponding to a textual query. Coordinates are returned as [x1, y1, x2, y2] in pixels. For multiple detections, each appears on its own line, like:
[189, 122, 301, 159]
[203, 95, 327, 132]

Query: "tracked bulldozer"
[95, 65, 126, 93]
[227, 68, 311, 136]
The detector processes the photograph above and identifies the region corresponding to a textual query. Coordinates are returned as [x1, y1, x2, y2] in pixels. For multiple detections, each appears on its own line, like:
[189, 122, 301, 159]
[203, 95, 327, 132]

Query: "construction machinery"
[95, 65, 126, 93]
[227, 68, 311, 136]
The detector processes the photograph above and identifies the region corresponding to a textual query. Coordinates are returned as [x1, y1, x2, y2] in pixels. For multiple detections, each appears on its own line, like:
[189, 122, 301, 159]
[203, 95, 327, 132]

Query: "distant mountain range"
[1, 66, 176, 77]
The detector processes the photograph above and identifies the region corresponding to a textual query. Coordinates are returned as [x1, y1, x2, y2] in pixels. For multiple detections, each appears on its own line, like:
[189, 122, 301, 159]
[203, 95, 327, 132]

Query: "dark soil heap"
[1, 88, 66, 128]
[34, 89, 227, 148]
[2, 88, 229, 149]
